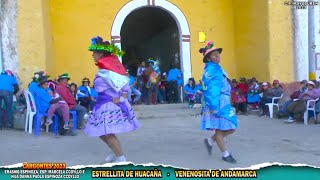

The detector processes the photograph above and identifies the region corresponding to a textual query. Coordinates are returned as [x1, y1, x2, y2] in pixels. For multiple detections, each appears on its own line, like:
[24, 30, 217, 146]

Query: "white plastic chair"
[24, 90, 36, 133]
[23, 90, 51, 134]
[266, 93, 283, 118]
[303, 98, 319, 125]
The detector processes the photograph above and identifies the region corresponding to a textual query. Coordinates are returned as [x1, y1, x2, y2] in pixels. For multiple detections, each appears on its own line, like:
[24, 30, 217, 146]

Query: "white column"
[308, 0, 316, 80]
[1, 0, 18, 73]
[0, 0, 3, 72]
[314, 0, 320, 80]
[293, 2, 309, 81]
[181, 41, 191, 84]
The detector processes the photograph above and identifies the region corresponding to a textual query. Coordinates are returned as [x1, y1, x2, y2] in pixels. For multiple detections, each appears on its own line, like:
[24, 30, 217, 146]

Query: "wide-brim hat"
[231, 79, 238, 83]
[58, 73, 70, 81]
[239, 77, 246, 82]
[251, 78, 258, 82]
[199, 41, 223, 63]
[38, 76, 49, 85]
[88, 36, 125, 57]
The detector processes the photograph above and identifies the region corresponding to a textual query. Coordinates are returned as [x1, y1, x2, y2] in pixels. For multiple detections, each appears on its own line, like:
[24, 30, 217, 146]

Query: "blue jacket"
[202, 62, 237, 127]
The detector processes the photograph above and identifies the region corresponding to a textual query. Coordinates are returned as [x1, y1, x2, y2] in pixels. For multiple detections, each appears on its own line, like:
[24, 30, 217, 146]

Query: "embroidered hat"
[88, 36, 125, 57]
[239, 77, 246, 82]
[199, 41, 222, 63]
[57, 73, 71, 82]
[300, 80, 308, 84]
[262, 82, 268, 86]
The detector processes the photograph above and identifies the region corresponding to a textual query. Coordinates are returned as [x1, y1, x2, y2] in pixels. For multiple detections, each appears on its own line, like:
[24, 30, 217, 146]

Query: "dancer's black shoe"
[204, 139, 212, 155]
[222, 154, 237, 164]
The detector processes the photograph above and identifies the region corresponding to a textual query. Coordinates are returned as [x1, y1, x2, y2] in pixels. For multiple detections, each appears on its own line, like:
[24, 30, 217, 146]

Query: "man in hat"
[56, 73, 86, 130]
[277, 80, 308, 118]
[0, 70, 19, 129]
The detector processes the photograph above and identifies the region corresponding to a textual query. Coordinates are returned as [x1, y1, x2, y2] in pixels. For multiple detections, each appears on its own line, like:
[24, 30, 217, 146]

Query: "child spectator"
[231, 79, 238, 95]
[231, 89, 247, 115]
[46, 79, 70, 130]
[69, 83, 78, 102]
[246, 78, 260, 111]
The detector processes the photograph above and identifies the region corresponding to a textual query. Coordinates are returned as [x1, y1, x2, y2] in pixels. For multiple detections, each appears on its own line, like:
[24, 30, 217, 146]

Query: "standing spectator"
[166, 64, 182, 103]
[158, 72, 167, 104]
[177, 72, 184, 103]
[145, 59, 161, 105]
[0, 70, 19, 129]
[56, 73, 87, 129]
[277, 80, 308, 118]
[231, 89, 248, 115]
[137, 62, 146, 103]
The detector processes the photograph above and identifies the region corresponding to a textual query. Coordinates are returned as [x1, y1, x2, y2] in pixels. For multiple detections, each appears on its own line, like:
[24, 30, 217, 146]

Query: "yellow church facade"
[15, 0, 293, 86]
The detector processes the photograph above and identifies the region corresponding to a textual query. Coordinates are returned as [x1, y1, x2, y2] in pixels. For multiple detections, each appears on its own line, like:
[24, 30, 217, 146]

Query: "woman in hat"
[199, 41, 238, 163]
[78, 77, 93, 110]
[84, 36, 140, 163]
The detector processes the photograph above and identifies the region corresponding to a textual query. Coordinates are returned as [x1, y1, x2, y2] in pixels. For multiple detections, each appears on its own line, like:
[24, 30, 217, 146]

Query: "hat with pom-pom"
[199, 41, 222, 63]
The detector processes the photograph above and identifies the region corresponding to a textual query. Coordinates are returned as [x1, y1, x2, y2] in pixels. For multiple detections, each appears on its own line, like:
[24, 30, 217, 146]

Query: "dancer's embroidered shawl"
[96, 55, 129, 92]
[202, 62, 237, 127]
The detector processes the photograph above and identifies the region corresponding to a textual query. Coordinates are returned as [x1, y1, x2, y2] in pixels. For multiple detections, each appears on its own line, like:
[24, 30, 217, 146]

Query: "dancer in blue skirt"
[199, 41, 238, 164]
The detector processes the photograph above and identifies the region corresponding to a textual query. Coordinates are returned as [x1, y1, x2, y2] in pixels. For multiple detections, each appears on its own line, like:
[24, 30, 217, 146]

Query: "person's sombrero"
[199, 41, 222, 63]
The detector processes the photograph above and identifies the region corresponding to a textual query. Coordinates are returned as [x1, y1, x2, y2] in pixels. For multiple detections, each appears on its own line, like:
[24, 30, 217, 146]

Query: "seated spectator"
[277, 80, 308, 118]
[286, 81, 320, 123]
[238, 77, 248, 95]
[231, 89, 248, 115]
[28, 71, 48, 95]
[37, 76, 70, 130]
[231, 79, 238, 94]
[158, 72, 168, 104]
[69, 83, 78, 102]
[184, 78, 200, 108]
[259, 80, 283, 116]
[127, 72, 141, 105]
[0, 70, 19, 129]
[78, 77, 93, 110]
[246, 78, 260, 111]
[56, 73, 86, 129]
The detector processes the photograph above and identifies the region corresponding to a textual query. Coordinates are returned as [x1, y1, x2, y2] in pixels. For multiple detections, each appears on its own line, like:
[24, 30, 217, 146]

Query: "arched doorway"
[111, 0, 191, 84]
[121, 7, 179, 75]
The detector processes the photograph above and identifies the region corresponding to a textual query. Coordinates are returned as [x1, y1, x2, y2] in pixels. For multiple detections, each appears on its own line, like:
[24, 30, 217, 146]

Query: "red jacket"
[56, 83, 76, 109]
[231, 93, 246, 103]
[237, 83, 248, 95]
